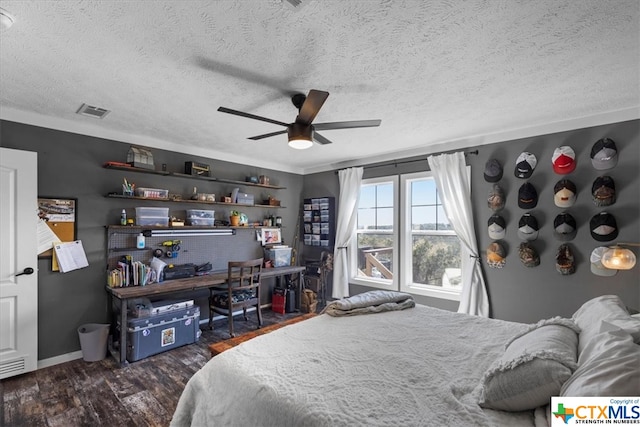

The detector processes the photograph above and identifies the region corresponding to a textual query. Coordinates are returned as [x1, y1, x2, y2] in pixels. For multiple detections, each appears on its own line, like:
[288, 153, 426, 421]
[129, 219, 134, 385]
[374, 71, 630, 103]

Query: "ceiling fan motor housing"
[291, 93, 307, 110]
[287, 122, 313, 140]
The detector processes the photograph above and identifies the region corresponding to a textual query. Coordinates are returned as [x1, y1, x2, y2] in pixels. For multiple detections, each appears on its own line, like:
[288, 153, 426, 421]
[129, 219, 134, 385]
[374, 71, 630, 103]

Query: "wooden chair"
[208, 258, 263, 337]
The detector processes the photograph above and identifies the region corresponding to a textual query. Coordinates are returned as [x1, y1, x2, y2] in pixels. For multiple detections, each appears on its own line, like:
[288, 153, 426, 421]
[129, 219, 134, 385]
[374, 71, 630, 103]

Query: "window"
[351, 172, 462, 301]
[354, 176, 397, 289]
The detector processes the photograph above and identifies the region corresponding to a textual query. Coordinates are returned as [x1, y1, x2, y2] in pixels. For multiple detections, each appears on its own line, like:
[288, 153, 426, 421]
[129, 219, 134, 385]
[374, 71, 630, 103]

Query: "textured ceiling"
[0, 0, 638, 174]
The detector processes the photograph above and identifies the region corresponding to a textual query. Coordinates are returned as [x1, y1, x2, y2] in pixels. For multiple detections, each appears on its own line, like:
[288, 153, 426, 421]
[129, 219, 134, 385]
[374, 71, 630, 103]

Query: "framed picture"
[260, 228, 282, 245]
[37, 197, 78, 258]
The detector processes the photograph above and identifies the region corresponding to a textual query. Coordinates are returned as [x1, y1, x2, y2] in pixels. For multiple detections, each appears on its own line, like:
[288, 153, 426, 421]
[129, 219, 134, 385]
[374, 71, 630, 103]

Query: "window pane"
[412, 179, 437, 206]
[436, 206, 452, 230]
[377, 207, 394, 229]
[359, 185, 376, 208]
[411, 235, 461, 287]
[358, 181, 395, 230]
[357, 208, 375, 230]
[412, 206, 437, 230]
[376, 183, 394, 207]
[357, 233, 394, 279]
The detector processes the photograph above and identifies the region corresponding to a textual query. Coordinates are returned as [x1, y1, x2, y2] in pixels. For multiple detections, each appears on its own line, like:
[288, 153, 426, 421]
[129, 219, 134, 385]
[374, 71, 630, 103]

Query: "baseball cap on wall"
[590, 212, 618, 242]
[488, 184, 505, 212]
[514, 152, 537, 179]
[592, 176, 616, 207]
[484, 159, 503, 182]
[519, 242, 540, 268]
[553, 179, 577, 208]
[517, 213, 539, 241]
[486, 241, 506, 269]
[590, 138, 618, 170]
[488, 215, 506, 240]
[553, 212, 577, 241]
[556, 244, 575, 275]
[518, 182, 538, 209]
[552, 146, 576, 174]
[590, 246, 617, 277]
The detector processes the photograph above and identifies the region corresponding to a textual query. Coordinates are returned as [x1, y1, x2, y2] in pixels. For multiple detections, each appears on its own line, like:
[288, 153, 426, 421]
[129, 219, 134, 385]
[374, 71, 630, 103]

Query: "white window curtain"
[427, 152, 490, 317]
[332, 167, 363, 299]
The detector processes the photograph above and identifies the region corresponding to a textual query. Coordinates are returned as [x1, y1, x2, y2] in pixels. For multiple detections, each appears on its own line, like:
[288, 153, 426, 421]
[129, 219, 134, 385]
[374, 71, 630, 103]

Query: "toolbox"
[125, 305, 201, 362]
[163, 263, 196, 280]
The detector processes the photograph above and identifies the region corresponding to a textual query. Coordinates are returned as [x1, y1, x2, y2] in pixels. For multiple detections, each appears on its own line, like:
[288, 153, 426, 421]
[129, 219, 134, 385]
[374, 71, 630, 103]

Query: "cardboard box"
[125, 306, 200, 362]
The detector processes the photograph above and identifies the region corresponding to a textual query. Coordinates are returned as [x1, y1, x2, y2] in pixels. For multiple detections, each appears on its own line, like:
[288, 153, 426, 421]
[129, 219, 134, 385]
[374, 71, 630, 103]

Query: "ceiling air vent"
[284, 0, 304, 9]
[76, 103, 110, 119]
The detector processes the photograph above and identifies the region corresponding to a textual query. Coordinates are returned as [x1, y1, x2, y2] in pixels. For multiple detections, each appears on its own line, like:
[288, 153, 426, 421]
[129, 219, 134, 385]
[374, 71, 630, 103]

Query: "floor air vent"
[0, 358, 26, 379]
[76, 103, 110, 119]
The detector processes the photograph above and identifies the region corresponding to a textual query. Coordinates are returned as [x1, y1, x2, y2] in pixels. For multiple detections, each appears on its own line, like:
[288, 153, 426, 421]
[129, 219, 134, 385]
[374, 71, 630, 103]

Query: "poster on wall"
[37, 197, 77, 258]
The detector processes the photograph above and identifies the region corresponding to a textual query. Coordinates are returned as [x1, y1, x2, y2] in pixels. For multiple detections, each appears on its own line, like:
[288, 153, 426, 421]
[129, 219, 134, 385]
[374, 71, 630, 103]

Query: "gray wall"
[302, 119, 640, 323]
[1, 118, 638, 360]
[1, 120, 303, 360]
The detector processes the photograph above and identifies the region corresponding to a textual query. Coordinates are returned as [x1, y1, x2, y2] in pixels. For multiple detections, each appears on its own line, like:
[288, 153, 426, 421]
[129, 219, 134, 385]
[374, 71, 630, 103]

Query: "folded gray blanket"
[322, 290, 415, 317]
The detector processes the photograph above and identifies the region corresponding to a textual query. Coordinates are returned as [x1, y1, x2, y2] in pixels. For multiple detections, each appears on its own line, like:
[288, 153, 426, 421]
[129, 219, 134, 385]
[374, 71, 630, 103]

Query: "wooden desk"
[106, 265, 305, 366]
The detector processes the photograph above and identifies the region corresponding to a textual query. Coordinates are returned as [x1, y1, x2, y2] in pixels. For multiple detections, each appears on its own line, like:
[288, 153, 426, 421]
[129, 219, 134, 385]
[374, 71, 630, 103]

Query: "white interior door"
[0, 147, 38, 379]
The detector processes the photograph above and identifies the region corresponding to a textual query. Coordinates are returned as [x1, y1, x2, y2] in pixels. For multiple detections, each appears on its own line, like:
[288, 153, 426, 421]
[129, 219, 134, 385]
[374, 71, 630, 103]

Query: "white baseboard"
[38, 350, 83, 369]
[37, 304, 274, 369]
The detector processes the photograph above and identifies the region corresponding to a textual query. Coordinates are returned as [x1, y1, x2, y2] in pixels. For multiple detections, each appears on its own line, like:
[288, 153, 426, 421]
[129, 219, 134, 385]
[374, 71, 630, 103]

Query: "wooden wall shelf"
[103, 164, 286, 190]
[105, 194, 285, 209]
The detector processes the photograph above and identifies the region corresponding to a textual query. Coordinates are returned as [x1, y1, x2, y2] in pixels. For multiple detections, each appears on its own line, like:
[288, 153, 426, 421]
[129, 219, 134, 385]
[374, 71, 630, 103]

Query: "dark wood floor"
[1, 309, 307, 427]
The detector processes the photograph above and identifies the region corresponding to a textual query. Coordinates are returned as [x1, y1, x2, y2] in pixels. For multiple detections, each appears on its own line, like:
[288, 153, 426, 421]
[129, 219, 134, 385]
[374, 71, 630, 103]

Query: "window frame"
[349, 171, 463, 302]
[350, 175, 398, 291]
[400, 171, 461, 301]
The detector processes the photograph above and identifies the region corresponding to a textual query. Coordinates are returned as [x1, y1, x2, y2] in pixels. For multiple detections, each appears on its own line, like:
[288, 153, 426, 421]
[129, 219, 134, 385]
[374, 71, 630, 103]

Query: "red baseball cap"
[552, 146, 576, 174]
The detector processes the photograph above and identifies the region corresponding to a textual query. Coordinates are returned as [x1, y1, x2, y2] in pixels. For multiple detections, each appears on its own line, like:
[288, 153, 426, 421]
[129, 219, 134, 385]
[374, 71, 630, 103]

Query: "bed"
[171, 292, 640, 427]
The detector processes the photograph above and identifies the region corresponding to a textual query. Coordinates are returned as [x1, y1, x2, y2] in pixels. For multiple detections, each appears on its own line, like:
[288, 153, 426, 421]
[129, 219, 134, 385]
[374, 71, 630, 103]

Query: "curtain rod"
[362, 150, 478, 171]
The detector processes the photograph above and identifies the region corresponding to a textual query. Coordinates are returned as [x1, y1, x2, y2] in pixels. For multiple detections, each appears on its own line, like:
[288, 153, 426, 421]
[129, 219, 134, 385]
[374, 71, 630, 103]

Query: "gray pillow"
[478, 317, 579, 412]
[561, 321, 640, 396]
[572, 295, 640, 354]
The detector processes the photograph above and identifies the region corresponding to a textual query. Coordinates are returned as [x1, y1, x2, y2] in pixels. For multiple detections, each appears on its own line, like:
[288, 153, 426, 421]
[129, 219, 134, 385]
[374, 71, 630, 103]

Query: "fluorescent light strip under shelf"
[149, 229, 235, 237]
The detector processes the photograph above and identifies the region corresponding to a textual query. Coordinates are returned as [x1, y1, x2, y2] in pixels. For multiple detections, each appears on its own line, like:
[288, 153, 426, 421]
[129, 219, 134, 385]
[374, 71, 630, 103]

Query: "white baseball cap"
[590, 246, 617, 277]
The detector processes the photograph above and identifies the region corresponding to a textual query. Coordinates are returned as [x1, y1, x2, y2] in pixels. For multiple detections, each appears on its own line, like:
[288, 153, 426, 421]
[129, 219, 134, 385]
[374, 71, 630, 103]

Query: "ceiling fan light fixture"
[287, 123, 313, 150]
[288, 138, 313, 150]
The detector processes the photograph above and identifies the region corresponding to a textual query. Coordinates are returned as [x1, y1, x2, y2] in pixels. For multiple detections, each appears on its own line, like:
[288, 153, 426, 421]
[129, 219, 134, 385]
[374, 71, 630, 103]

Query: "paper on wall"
[37, 218, 61, 254]
[53, 240, 89, 273]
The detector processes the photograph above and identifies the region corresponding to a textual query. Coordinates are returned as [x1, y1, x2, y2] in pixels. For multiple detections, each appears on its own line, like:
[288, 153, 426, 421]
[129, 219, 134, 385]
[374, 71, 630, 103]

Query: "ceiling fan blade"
[313, 132, 333, 145]
[217, 107, 289, 127]
[248, 129, 288, 140]
[313, 119, 381, 131]
[295, 90, 329, 125]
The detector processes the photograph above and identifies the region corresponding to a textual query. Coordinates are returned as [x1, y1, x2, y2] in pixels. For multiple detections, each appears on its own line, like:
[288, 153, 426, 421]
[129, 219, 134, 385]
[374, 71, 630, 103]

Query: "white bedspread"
[171, 304, 545, 427]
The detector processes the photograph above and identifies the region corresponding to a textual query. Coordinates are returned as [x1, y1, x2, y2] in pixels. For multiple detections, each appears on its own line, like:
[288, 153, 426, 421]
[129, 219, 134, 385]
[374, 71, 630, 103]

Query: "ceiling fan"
[217, 90, 381, 149]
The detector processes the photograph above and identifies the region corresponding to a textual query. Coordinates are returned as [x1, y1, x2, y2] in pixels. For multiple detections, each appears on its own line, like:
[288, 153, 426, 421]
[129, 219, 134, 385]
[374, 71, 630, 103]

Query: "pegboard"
[106, 226, 265, 273]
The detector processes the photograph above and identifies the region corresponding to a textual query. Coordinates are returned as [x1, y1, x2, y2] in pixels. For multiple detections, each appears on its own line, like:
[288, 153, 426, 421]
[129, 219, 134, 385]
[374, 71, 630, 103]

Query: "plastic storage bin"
[135, 207, 169, 226]
[125, 306, 200, 362]
[134, 187, 169, 199]
[136, 207, 169, 217]
[186, 209, 215, 226]
[265, 247, 292, 267]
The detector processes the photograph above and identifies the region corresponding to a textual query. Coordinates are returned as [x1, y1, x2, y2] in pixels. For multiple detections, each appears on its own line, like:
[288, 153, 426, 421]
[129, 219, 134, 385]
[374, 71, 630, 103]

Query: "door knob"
[15, 267, 34, 277]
